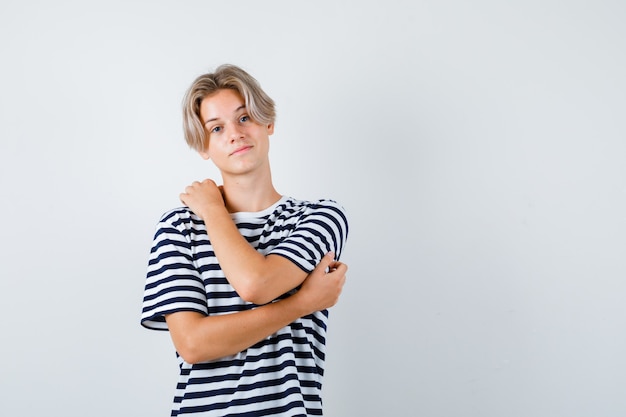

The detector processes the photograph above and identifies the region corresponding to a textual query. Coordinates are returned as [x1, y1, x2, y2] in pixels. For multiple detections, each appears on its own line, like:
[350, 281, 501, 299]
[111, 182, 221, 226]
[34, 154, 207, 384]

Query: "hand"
[296, 252, 348, 314]
[179, 179, 225, 219]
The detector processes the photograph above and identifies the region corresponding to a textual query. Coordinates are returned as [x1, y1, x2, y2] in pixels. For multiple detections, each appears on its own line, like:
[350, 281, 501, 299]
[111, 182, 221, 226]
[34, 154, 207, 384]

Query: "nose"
[228, 122, 244, 142]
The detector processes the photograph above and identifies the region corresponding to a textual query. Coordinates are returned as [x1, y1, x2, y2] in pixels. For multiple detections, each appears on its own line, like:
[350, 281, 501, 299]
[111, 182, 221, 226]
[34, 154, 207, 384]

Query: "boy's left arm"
[180, 179, 313, 305]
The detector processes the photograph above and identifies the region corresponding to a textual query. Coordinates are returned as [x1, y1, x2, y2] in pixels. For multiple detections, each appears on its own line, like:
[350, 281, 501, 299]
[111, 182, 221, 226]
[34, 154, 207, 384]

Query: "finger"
[314, 252, 333, 274]
[328, 260, 343, 270]
[335, 263, 348, 274]
[328, 261, 348, 274]
[313, 252, 335, 272]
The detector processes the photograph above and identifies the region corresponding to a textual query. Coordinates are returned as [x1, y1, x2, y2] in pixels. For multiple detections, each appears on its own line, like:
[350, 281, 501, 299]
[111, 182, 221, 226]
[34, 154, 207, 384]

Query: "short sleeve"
[270, 199, 349, 273]
[141, 210, 208, 331]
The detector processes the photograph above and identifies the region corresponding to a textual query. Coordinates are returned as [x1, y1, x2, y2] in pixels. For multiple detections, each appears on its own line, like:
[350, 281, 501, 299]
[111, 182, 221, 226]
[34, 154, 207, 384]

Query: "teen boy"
[141, 64, 349, 416]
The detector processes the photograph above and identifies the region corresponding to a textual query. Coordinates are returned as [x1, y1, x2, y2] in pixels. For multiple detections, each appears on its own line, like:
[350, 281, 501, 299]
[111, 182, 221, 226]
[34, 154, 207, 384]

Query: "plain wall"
[1, 1, 625, 416]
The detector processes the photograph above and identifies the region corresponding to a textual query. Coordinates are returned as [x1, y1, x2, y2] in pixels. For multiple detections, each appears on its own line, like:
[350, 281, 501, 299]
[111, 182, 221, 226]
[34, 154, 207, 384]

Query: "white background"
[1, 1, 625, 416]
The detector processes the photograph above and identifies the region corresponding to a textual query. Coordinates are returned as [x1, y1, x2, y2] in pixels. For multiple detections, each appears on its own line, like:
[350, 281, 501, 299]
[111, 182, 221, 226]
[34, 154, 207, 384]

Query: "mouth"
[230, 145, 252, 156]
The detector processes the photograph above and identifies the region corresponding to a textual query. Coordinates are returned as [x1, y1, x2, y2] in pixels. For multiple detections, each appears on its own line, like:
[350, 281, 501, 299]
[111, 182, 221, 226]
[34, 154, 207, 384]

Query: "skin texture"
[166, 89, 347, 364]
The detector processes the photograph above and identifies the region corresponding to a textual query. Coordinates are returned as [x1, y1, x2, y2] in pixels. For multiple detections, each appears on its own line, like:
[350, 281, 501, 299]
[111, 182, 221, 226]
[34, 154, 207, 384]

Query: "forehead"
[200, 89, 245, 123]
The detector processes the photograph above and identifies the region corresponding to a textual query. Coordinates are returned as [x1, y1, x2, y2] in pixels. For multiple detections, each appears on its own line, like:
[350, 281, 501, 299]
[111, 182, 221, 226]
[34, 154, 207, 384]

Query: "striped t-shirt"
[141, 196, 349, 416]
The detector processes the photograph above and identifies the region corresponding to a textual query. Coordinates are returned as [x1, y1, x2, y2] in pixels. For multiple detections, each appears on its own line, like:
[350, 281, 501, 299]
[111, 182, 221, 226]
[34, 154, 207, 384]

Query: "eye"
[239, 115, 250, 123]
[210, 126, 222, 134]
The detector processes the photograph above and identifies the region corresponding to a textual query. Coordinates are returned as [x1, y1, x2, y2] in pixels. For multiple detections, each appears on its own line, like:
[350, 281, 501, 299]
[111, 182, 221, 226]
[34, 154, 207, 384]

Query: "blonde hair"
[182, 64, 276, 152]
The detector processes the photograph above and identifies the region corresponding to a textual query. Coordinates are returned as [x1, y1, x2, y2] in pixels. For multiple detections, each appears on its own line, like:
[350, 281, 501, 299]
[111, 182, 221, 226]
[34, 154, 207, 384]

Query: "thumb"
[315, 252, 335, 271]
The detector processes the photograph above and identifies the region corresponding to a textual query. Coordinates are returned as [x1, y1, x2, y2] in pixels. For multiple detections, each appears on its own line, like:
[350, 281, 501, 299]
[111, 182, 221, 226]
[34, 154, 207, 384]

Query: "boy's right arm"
[164, 252, 347, 364]
[179, 180, 348, 306]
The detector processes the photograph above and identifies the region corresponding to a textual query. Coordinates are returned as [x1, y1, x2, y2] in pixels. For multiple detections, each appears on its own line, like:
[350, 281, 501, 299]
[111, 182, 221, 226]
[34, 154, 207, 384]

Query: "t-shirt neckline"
[230, 195, 289, 220]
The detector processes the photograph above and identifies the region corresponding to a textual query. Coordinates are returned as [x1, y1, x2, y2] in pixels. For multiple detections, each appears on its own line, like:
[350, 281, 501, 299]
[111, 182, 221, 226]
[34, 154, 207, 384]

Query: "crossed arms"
[164, 180, 347, 364]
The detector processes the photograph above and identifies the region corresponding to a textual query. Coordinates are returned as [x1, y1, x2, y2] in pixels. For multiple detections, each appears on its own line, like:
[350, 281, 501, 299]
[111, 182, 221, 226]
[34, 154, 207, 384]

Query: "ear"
[267, 122, 275, 135]
[199, 150, 210, 160]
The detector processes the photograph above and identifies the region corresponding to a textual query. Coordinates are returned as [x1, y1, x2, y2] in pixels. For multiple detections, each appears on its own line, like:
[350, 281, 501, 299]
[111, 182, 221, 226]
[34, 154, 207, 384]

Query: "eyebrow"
[203, 104, 247, 126]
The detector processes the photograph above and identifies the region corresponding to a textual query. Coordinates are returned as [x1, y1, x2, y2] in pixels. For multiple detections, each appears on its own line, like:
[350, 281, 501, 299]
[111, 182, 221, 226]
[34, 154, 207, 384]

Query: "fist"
[179, 179, 224, 219]
[297, 252, 348, 313]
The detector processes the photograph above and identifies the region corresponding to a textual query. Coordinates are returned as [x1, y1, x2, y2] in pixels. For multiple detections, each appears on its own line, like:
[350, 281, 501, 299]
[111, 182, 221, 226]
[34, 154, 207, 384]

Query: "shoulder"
[269, 197, 349, 263]
[153, 206, 206, 237]
[281, 197, 349, 229]
[157, 206, 202, 225]
[283, 197, 347, 215]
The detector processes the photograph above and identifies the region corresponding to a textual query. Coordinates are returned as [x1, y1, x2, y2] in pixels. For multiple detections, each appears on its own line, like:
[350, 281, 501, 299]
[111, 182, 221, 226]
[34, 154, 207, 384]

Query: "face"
[199, 88, 274, 177]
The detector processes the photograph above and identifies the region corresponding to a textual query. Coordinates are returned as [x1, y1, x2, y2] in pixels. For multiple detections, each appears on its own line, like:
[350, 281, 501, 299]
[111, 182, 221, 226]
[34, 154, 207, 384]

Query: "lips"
[230, 145, 252, 156]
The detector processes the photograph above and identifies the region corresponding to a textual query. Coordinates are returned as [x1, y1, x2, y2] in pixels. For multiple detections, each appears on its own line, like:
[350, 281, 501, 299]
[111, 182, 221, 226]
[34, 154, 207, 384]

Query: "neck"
[221, 170, 281, 213]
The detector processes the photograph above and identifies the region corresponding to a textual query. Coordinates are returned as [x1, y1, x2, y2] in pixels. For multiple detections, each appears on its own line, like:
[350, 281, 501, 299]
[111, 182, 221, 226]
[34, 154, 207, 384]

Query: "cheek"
[202, 140, 222, 161]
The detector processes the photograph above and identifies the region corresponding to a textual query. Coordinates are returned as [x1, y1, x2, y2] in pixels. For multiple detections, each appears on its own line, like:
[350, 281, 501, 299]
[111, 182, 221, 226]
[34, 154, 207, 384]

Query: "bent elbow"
[238, 284, 276, 305]
[179, 353, 201, 365]
[177, 341, 236, 364]
[174, 332, 212, 364]
[237, 287, 271, 305]
[234, 285, 254, 303]
[233, 274, 273, 305]
[176, 342, 204, 365]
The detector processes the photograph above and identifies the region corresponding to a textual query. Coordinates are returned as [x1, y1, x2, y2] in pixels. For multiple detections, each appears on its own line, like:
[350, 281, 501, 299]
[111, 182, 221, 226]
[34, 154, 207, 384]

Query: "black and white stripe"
[141, 196, 348, 416]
